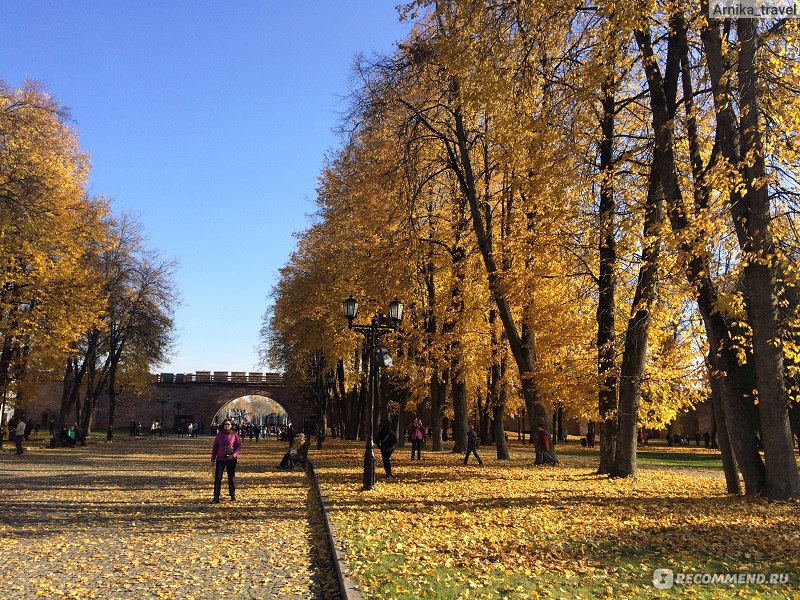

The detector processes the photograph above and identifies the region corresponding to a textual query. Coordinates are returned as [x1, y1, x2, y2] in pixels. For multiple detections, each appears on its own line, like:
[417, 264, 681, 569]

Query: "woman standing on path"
[211, 419, 241, 503]
[409, 417, 424, 460]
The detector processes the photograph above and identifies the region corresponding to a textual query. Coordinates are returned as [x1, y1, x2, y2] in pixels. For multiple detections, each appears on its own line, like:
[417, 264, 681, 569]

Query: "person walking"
[464, 424, 483, 465]
[409, 418, 424, 460]
[14, 417, 26, 455]
[211, 419, 241, 503]
[537, 424, 557, 465]
[376, 420, 397, 479]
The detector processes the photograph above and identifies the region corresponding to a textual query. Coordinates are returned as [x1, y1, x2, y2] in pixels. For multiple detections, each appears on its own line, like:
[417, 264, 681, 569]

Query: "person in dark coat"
[464, 424, 483, 465]
[376, 420, 397, 479]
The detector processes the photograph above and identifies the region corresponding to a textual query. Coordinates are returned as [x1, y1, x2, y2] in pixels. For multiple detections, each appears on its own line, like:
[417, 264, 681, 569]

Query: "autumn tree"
[0, 81, 109, 433]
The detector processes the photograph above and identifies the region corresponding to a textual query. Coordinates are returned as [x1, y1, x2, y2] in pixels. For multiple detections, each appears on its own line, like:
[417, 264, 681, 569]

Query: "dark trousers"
[464, 447, 482, 465]
[411, 439, 422, 460]
[538, 450, 557, 465]
[279, 451, 296, 468]
[15, 434, 24, 454]
[214, 459, 237, 500]
[380, 448, 393, 477]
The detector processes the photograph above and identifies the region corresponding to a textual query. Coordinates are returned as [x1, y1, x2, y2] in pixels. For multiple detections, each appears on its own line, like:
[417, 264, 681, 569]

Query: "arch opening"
[213, 395, 289, 431]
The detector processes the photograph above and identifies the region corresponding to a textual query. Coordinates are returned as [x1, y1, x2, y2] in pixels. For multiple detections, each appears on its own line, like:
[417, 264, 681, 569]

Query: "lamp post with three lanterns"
[342, 295, 403, 491]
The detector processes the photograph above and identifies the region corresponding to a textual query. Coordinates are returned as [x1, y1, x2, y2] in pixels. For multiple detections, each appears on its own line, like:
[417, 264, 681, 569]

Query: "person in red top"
[409, 417, 425, 460]
[211, 419, 241, 503]
[537, 424, 557, 466]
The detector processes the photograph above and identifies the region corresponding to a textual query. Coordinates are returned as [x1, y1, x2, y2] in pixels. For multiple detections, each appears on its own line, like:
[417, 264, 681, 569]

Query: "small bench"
[288, 438, 311, 471]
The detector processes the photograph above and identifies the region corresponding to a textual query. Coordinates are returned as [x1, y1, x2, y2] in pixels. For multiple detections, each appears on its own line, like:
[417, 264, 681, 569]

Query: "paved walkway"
[0, 435, 338, 599]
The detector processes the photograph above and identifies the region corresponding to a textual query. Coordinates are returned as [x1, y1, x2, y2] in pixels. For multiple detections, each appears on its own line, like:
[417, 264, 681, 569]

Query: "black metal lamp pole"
[343, 296, 403, 491]
[174, 400, 184, 435]
[156, 395, 169, 437]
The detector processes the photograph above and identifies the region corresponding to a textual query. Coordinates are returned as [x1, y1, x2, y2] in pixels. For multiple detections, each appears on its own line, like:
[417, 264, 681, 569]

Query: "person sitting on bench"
[277, 433, 306, 469]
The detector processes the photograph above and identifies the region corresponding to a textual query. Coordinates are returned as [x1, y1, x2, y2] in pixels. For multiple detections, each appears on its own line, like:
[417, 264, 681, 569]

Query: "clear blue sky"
[0, 1, 411, 375]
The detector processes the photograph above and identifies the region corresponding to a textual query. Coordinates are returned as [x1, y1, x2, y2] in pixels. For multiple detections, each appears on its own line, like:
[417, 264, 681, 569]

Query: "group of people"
[3, 416, 36, 445]
[666, 431, 712, 448]
[373, 418, 492, 479]
[208, 416, 563, 502]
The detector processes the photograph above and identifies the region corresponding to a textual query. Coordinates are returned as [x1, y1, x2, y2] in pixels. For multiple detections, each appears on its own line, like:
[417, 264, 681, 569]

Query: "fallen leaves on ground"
[314, 440, 800, 600]
[0, 437, 339, 599]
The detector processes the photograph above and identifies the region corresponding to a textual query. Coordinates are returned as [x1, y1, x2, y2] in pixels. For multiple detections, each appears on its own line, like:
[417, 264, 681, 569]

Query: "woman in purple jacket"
[211, 419, 241, 503]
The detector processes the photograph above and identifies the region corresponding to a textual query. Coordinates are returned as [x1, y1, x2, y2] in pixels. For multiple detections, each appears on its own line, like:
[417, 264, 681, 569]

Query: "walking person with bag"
[211, 419, 241, 503]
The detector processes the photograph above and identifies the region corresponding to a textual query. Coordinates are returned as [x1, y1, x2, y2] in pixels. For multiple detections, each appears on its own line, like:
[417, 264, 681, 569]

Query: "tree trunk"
[345, 386, 358, 441]
[634, 17, 768, 491]
[708, 357, 742, 494]
[556, 405, 564, 445]
[451, 378, 468, 453]
[317, 410, 328, 450]
[396, 387, 409, 449]
[449, 103, 548, 450]
[480, 386, 492, 445]
[612, 165, 663, 478]
[701, 299, 765, 493]
[357, 379, 367, 441]
[334, 358, 355, 440]
[489, 309, 508, 458]
[430, 370, 447, 451]
[493, 402, 509, 459]
[106, 358, 117, 442]
[521, 321, 549, 461]
[667, 11, 767, 493]
[736, 18, 800, 500]
[52, 358, 75, 447]
[710, 404, 718, 450]
[597, 72, 618, 475]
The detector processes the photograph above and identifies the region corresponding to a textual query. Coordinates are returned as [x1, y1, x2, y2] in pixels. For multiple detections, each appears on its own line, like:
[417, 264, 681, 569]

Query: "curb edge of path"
[307, 460, 364, 600]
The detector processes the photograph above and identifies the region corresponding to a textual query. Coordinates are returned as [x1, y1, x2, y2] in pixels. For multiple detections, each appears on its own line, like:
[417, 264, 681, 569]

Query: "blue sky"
[0, 1, 411, 374]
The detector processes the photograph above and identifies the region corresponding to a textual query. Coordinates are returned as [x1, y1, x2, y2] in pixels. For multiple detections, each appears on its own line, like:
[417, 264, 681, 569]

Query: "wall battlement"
[153, 372, 284, 385]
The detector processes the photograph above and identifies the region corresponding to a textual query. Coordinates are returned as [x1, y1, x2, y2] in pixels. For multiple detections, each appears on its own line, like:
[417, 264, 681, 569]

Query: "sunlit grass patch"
[313, 439, 800, 599]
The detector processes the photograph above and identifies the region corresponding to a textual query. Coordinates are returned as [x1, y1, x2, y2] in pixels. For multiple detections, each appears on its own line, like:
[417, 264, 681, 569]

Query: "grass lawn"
[554, 442, 800, 472]
[313, 439, 800, 600]
[555, 445, 726, 470]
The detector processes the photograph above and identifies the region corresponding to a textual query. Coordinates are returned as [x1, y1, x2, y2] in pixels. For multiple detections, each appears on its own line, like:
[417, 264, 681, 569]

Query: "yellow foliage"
[0, 82, 110, 384]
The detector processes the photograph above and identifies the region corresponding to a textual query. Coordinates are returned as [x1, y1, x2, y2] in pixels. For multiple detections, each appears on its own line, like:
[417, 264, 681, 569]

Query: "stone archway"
[213, 394, 290, 428]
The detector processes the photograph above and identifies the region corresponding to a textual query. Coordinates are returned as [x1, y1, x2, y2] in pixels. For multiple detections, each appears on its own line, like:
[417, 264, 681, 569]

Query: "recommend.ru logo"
[653, 568, 790, 588]
[653, 568, 674, 590]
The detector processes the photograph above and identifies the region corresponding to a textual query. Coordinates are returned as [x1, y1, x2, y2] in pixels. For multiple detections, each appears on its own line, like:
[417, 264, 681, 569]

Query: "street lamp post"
[342, 295, 403, 491]
[174, 400, 184, 436]
[156, 395, 169, 437]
